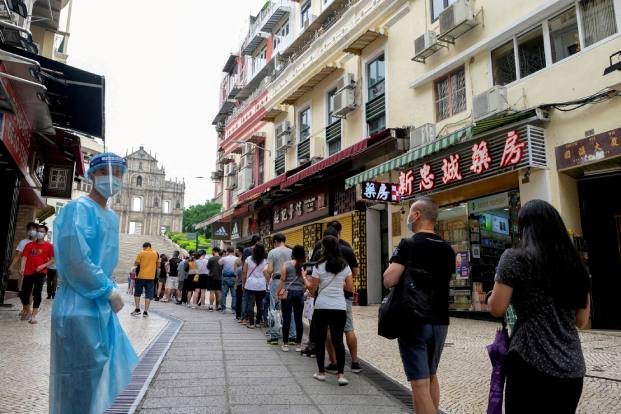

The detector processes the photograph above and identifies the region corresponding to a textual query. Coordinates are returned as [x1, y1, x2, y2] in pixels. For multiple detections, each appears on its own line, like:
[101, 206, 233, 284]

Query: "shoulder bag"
[378, 238, 434, 340]
[278, 263, 300, 300]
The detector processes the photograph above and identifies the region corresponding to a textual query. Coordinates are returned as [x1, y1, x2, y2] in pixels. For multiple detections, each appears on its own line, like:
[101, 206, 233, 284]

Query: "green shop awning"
[344, 126, 472, 189]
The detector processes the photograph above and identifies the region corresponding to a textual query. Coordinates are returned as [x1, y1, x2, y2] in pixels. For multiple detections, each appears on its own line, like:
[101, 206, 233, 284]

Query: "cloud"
[67, 0, 263, 207]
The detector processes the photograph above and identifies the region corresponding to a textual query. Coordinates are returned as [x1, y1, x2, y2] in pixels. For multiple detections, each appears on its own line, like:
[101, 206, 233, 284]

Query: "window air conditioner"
[333, 88, 356, 117]
[410, 124, 436, 149]
[336, 73, 356, 93]
[473, 86, 508, 121]
[414, 31, 438, 57]
[238, 168, 254, 192]
[276, 133, 292, 150]
[439, 0, 475, 38]
[276, 120, 291, 137]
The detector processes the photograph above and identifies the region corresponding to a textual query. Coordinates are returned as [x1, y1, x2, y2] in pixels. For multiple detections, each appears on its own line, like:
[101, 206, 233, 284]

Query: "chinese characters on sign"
[397, 129, 533, 198]
[273, 189, 329, 230]
[555, 127, 621, 170]
[361, 181, 401, 202]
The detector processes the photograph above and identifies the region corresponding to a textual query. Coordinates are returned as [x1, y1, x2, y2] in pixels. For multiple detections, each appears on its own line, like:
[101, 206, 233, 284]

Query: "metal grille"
[103, 312, 183, 414]
[325, 120, 342, 156]
[275, 148, 286, 176]
[303, 224, 322, 259]
[365, 93, 385, 123]
[297, 139, 310, 163]
[352, 210, 367, 293]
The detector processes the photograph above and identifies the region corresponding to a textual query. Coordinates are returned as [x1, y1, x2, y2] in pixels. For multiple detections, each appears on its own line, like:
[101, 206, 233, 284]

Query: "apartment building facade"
[210, 0, 621, 326]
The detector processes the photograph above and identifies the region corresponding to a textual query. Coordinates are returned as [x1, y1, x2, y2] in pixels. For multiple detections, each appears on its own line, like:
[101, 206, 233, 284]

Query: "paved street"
[353, 305, 621, 414]
[0, 293, 168, 414]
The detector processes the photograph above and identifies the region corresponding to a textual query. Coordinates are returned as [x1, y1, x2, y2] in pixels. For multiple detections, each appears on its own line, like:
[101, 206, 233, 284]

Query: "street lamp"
[234, 140, 271, 156]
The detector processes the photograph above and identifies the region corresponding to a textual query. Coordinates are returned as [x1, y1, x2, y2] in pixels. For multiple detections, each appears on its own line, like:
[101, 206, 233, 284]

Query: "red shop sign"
[398, 125, 543, 199]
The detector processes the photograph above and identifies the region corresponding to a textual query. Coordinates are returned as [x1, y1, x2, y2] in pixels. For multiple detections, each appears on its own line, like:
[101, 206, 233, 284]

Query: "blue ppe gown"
[50, 196, 138, 414]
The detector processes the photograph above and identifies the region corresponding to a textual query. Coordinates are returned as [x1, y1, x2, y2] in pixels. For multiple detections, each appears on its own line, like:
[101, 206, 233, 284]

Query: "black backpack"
[378, 240, 434, 340]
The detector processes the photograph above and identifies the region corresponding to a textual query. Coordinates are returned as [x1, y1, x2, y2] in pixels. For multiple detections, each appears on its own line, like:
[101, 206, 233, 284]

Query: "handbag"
[277, 264, 300, 301]
[378, 238, 433, 340]
[486, 321, 510, 414]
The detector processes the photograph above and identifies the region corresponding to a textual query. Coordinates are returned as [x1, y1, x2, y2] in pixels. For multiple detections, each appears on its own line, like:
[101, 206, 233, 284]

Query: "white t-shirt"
[312, 263, 351, 311]
[195, 258, 209, 275]
[244, 257, 268, 291]
[16, 238, 32, 253]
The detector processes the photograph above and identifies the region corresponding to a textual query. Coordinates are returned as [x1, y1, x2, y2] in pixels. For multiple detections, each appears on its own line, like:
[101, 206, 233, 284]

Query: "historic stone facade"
[112, 146, 185, 235]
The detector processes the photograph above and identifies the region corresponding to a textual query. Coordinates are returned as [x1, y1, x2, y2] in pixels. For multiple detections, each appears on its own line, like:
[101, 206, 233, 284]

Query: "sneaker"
[143, 311, 149, 318]
[281, 344, 290, 352]
[338, 377, 349, 386]
[208, 306, 214, 311]
[268, 338, 279, 345]
[247, 324, 255, 329]
[154, 297, 159, 302]
[313, 373, 326, 382]
[28, 315, 38, 324]
[325, 363, 338, 374]
[131, 309, 141, 317]
[351, 362, 362, 374]
[20, 311, 31, 321]
[176, 301, 183, 305]
[295, 343, 302, 352]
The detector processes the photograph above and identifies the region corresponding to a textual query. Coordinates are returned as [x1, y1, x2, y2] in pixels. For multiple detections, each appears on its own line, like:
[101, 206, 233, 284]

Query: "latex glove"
[108, 290, 124, 313]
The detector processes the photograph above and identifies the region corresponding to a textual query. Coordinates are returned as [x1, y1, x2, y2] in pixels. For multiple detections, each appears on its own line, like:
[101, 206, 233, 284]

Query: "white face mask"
[29, 230, 38, 238]
[94, 176, 123, 199]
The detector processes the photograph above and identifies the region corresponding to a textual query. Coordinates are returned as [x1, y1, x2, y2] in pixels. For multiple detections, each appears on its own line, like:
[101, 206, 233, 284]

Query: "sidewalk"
[0, 294, 168, 414]
[136, 300, 411, 414]
[353, 305, 621, 414]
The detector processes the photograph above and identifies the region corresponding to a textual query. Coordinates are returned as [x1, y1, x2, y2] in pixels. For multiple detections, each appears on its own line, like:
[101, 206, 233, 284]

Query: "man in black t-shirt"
[165, 251, 182, 302]
[383, 197, 455, 414]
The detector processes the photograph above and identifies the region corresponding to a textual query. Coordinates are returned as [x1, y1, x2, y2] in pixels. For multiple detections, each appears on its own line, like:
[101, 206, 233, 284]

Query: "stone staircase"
[113, 233, 183, 282]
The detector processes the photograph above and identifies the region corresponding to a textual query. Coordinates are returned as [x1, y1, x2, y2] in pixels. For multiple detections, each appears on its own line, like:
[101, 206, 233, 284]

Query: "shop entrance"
[578, 174, 621, 329]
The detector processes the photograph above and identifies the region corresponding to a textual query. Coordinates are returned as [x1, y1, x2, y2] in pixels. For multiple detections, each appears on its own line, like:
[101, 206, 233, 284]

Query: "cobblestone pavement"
[0, 294, 167, 414]
[136, 300, 411, 414]
[353, 305, 621, 414]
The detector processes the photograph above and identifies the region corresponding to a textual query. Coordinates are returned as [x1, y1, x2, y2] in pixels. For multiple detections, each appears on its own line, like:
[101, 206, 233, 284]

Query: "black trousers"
[20, 273, 45, 309]
[235, 285, 243, 318]
[505, 352, 583, 414]
[246, 289, 265, 326]
[46, 268, 58, 298]
[313, 309, 347, 374]
[282, 290, 304, 344]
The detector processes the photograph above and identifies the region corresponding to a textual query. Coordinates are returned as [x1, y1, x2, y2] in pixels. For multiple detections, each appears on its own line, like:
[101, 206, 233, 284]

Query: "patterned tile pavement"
[0, 293, 168, 414]
[352, 305, 621, 414]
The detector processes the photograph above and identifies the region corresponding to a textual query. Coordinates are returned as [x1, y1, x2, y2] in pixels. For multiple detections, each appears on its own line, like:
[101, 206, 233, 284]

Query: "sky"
[67, 0, 264, 207]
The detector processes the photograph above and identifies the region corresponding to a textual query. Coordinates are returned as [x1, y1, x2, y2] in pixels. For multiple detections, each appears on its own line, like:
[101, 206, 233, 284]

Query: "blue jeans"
[398, 324, 448, 381]
[241, 289, 249, 320]
[269, 278, 296, 340]
[221, 276, 236, 311]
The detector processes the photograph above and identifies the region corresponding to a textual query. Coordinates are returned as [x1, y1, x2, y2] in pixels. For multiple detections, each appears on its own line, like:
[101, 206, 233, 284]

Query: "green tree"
[182, 202, 221, 236]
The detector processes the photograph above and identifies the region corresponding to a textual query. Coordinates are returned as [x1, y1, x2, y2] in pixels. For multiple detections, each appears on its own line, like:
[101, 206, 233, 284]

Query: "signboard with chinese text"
[0, 71, 33, 178]
[361, 181, 401, 203]
[396, 125, 546, 199]
[273, 188, 329, 231]
[555, 128, 621, 170]
[211, 222, 232, 240]
[41, 163, 75, 199]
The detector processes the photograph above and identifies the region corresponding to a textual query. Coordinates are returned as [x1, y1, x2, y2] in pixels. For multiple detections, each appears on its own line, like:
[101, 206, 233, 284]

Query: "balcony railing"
[297, 139, 310, 163]
[275, 148, 286, 176]
[259, 0, 291, 33]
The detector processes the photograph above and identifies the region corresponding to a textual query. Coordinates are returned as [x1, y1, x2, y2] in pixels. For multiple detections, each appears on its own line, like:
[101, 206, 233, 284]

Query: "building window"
[139, 162, 143, 170]
[154, 197, 159, 207]
[435, 67, 466, 121]
[431, 0, 457, 22]
[491, 40, 516, 86]
[367, 54, 385, 100]
[299, 107, 311, 142]
[136, 175, 142, 187]
[176, 200, 181, 209]
[517, 27, 546, 78]
[274, 21, 290, 50]
[301, 1, 311, 27]
[580, 0, 617, 47]
[549, 8, 580, 63]
[163, 200, 171, 214]
[326, 88, 341, 155]
[132, 196, 142, 212]
[257, 149, 265, 185]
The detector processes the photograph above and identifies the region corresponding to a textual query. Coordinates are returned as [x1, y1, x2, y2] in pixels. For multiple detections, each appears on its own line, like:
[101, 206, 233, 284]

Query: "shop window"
[517, 27, 546, 78]
[435, 67, 466, 121]
[136, 175, 142, 187]
[301, 1, 311, 27]
[431, 0, 457, 22]
[491, 41, 516, 86]
[298, 107, 311, 142]
[549, 8, 580, 63]
[580, 0, 617, 47]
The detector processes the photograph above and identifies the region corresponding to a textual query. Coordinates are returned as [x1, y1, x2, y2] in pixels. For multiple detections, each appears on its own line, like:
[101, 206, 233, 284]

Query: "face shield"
[87, 153, 128, 199]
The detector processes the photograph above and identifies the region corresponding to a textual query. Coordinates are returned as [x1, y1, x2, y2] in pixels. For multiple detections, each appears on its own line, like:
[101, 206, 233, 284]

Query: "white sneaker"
[28, 315, 38, 324]
[337, 377, 349, 386]
[295, 344, 302, 352]
[313, 373, 326, 382]
[281, 344, 289, 352]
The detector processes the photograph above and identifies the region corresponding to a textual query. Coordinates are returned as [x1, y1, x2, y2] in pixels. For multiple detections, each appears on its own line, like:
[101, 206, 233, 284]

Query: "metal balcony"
[241, 32, 269, 56]
[260, 0, 291, 33]
[222, 53, 238, 74]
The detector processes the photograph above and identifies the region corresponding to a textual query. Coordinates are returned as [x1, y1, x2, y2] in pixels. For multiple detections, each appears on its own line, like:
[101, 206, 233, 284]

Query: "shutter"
[283, 228, 304, 249]
[336, 216, 354, 247]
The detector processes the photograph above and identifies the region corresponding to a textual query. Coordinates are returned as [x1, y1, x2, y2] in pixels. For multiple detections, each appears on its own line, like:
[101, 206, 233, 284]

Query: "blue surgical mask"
[94, 176, 123, 199]
[407, 221, 413, 233]
[36, 232, 45, 240]
[29, 230, 38, 238]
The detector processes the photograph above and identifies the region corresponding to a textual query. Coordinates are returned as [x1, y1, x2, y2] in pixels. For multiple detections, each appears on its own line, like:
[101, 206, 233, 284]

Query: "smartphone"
[303, 261, 317, 274]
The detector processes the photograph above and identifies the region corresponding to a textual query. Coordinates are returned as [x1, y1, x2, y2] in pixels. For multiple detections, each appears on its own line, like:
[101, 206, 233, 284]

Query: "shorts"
[134, 279, 155, 299]
[207, 278, 222, 291]
[197, 274, 209, 290]
[344, 298, 354, 332]
[165, 276, 179, 289]
[397, 324, 448, 381]
[184, 277, 196, 291]
[158, 277, 167, 284]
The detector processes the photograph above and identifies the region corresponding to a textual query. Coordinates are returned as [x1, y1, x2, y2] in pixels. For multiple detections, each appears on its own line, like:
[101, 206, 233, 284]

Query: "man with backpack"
[383, 197, 455, 414]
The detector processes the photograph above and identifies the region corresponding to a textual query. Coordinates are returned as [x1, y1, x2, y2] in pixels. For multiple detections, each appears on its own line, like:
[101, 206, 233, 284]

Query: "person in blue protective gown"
[50, 153, 138, 414]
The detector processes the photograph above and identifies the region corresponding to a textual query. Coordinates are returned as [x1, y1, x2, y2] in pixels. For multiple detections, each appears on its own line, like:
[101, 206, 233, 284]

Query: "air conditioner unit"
[439, 0, 475, 38]
[224, 172, 237, 190]
[333, 89, 356, 117]
[336, 73, 356, 93]
[473, 86, 508, 121]
[414, 31, 438, 57]
[276, 133, 292, 150]
[410, 124, 436, 149]
[276, 120, 291, 137]
[238, 167, 254, 192]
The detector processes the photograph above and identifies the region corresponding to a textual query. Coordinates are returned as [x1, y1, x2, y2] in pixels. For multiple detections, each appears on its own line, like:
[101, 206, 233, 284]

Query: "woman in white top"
[242, 243, 268, 328]
[306, 235, 354, 386]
